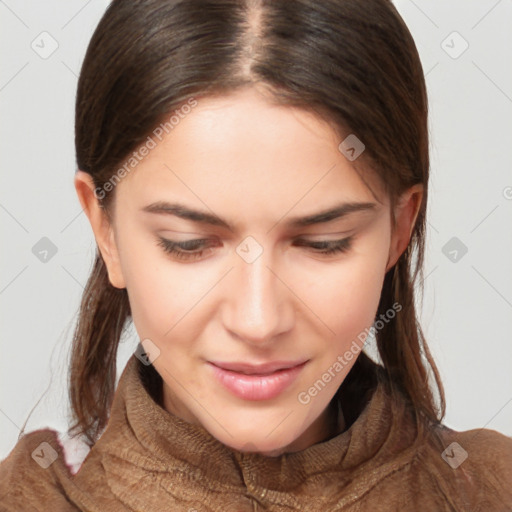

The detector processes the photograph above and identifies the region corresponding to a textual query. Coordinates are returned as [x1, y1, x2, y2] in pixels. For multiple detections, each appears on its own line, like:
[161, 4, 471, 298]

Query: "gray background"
[1, 0, 511, 459]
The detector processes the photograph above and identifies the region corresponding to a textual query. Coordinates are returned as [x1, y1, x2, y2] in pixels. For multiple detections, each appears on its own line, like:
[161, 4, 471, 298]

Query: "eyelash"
[156, 236, 353, 261]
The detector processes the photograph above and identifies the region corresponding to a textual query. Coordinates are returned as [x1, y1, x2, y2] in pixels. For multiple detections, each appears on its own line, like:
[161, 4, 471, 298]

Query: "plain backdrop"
[1, 0, 511, 459]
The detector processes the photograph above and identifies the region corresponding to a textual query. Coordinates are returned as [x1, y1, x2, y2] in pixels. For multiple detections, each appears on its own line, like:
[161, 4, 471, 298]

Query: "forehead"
[114, 88, 386, 223]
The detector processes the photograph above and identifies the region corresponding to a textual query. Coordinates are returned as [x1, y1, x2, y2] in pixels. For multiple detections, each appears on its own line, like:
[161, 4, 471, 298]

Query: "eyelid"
[156, 235, 354, 262]
[295, 231, 353, 239]
[159, 237, 217, 250]
[158, 234, 352, 246]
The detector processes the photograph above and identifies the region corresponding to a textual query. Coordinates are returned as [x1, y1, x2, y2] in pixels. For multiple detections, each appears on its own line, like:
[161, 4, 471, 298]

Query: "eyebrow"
[141, 200, 377, 230]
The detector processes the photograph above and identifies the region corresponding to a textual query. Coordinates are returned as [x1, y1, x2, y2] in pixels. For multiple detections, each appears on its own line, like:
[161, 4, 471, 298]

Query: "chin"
[191, 399, 314, 455]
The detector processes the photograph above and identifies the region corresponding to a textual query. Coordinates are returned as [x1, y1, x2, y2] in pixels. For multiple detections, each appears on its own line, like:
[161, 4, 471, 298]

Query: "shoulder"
[0, 428, 88, 511]
[434, 424, 512, 475]
[413, 423, 512, 510]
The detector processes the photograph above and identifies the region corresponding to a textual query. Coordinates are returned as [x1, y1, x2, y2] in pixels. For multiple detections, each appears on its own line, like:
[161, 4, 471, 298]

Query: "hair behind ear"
[375, 252, 445, 428]
[67, 251, 131, 446]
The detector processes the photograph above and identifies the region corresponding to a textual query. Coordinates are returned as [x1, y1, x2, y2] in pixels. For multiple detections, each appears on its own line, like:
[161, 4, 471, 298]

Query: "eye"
[157, 235, 354, 261]
[293, 236, 353, 256]
[156, 237, 216, 261]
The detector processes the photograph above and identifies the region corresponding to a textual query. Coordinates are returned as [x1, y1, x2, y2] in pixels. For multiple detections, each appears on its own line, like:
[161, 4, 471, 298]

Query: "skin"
[74, 86, 422, 457]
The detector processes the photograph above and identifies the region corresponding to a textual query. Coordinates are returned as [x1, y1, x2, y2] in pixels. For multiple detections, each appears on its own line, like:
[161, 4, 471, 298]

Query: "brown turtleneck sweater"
[1, 354, 511, 511]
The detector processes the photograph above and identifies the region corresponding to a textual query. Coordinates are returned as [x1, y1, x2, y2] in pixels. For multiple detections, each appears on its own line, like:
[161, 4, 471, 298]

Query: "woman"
[1, 0, 511, 510]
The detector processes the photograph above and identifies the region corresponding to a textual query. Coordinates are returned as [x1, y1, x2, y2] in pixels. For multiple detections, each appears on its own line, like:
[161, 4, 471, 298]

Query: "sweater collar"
[99, 353, 420, 507]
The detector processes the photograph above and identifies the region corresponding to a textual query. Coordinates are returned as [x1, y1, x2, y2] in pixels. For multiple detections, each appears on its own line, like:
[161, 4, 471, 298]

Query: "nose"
[223, 244, 293, 347]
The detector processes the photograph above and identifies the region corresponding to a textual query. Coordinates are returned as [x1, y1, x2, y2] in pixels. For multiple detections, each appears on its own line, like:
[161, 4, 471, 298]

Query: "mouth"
[207, 360, 309, 401]
[208, 359, 309, 375]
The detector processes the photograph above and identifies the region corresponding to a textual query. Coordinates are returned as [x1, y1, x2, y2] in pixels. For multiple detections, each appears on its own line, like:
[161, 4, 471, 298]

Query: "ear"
[74, 170, 126, 289]
[385, 184, 423, 273]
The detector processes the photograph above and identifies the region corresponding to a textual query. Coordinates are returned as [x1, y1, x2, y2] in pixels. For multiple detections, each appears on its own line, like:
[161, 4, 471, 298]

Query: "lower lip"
[208, 361, 308, 401]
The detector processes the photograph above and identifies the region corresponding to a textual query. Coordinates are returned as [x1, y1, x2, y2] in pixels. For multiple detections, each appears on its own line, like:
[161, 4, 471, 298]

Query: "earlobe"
[386, 184, 423, 273]
[74, 170, 126, 289]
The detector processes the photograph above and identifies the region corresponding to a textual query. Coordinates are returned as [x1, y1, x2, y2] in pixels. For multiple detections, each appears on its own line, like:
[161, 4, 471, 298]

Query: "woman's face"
[75, 87, 420, 456]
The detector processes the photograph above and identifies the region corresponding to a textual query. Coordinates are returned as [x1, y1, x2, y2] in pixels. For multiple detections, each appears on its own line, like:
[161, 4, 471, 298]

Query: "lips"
[207, 359, 309, 401]
[209, 360, 308, 375]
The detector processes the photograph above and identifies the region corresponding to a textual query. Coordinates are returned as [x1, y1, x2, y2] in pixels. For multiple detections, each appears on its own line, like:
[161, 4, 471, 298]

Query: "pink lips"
[208, 360, 308, 401]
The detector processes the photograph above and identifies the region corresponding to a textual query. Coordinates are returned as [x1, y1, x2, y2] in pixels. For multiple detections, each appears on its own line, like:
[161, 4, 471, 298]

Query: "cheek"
[116, 234, 197, 339]
[299, 234, 389, 345]
[340, 262, 386, 337]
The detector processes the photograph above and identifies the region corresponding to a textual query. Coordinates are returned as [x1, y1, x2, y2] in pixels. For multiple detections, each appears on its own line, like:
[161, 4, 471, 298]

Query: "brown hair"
[55, 0, 444, 446]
